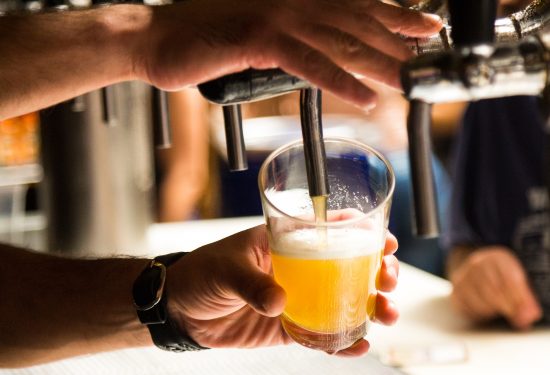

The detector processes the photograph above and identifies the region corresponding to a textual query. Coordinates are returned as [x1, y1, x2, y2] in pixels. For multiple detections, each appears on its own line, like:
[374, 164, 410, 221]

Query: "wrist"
[95, 4, 153, 83]
[133, 252, 208, 352]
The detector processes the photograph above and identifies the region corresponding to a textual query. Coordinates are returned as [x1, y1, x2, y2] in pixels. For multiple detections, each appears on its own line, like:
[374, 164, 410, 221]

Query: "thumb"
[227, 264, 286, 317]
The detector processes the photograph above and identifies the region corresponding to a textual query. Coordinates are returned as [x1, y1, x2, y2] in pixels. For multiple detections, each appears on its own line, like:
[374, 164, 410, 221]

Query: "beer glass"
[258, 137, 395, 353]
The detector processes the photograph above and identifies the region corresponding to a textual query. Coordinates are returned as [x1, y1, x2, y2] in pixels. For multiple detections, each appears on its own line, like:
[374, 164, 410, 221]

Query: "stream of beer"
[312, 195, 328, 246]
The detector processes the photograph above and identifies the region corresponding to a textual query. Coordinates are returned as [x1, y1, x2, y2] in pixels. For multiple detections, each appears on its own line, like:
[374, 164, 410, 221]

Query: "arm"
[446, 244, 542, 330]
[0, 1, 442, 120]
[0, 226, 400, 367]
[0, 243, 151, 367]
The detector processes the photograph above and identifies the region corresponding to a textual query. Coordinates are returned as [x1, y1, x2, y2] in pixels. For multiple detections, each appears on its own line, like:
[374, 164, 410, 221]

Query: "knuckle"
[334, 31, 365, 60]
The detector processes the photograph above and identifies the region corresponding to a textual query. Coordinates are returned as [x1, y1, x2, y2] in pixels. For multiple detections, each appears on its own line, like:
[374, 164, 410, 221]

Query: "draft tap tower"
[400, 0, 550, 237]
[405, 0, 497, 237]
[198, 0, 550, 237]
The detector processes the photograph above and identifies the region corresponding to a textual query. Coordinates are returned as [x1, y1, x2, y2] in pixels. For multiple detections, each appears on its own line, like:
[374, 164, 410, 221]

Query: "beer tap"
[198, 68, 309, 171]
[197, 0, 550, 237]
[400, 0, 550, 237]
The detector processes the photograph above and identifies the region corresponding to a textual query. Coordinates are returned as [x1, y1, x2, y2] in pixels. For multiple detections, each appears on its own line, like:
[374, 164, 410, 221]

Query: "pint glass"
[258, 137, 395, 353]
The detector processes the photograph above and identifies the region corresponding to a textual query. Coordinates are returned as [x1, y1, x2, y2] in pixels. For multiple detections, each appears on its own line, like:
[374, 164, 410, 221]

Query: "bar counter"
[2, 216, 549, 374]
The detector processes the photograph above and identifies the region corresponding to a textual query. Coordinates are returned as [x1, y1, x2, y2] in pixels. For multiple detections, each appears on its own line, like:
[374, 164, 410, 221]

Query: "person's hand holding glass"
[258, 138, 396, 353]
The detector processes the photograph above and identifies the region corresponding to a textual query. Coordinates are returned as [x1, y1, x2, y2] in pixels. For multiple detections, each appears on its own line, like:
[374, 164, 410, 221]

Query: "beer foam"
[272, 227, 383, 259]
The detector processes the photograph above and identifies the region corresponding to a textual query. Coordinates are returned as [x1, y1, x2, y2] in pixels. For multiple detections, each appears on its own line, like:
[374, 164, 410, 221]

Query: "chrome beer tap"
[401, 0, 550, 237]
[197, 0, 550, 237]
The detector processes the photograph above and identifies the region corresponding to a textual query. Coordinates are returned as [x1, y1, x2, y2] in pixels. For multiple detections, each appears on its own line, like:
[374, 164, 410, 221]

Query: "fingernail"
[424, 13, 443, 25]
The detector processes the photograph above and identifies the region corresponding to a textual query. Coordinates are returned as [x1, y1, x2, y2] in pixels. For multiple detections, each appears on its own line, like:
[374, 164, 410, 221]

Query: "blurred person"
[0, 0, 443, 367]
[445, 96, 546, 330]
[443, 0, 547, 331]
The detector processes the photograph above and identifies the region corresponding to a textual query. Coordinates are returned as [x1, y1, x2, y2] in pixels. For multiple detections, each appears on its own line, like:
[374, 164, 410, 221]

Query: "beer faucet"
[198, 0, 550, 238]
[401, 0, 550, 237]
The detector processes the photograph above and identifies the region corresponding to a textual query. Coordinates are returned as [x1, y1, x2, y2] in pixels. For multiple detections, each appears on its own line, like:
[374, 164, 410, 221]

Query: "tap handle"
[198, 68, 309, 105]
[152, 88, 172, 149]
[448, 0, 497, 47]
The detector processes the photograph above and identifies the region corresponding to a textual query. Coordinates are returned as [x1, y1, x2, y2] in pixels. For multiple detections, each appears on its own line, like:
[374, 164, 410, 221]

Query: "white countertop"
[3, 216, 550, 374]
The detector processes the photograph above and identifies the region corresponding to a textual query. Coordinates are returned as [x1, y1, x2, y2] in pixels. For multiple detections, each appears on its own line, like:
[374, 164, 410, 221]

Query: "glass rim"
[258, 137, 396, 228]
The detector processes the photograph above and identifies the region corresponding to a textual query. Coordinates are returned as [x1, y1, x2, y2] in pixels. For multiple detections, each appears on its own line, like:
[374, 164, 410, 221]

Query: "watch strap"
[133, 252, 208, 352]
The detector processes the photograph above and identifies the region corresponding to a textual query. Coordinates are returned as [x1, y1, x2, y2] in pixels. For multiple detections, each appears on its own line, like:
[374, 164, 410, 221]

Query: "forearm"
[0, 243, 152, 368]
[0, 5, 151, 120]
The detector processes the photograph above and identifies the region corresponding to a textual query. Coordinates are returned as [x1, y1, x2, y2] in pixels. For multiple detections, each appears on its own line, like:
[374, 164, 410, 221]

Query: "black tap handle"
[198, 68, 309, 105]
[448, 0, 497, 47]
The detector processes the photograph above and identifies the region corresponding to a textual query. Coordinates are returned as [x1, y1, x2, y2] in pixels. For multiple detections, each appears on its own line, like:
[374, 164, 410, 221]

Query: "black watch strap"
[133, 252, 208, 352]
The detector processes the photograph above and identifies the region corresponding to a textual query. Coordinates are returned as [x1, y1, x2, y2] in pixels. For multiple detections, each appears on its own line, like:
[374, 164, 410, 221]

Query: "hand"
[139, 0, 442, 109]
[166, 224, 399, 357]
[450, 246, 542, 330]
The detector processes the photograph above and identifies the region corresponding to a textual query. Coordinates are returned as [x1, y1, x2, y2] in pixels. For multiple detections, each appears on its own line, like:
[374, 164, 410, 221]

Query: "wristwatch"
[132, 252, 208, 352]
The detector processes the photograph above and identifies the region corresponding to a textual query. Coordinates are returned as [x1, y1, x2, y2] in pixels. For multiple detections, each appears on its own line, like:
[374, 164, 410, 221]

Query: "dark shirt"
[445, 96, 550, 319]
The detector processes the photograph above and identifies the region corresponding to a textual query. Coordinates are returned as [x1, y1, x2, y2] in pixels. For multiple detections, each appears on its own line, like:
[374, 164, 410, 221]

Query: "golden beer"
[270, 227, 383, 352]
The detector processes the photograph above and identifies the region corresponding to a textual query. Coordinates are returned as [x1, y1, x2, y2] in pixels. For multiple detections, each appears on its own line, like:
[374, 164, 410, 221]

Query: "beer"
[270, 227, 383, 353]
[311, 195, 327, 224]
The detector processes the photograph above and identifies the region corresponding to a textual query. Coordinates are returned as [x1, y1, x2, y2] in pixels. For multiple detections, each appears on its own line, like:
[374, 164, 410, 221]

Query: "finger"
[451, 290, 484, 320]
[226, 262, 287, 317]
[479, 262, 517, 319]
[495, 258, 542, 328]
[271, 35, 377, 110]
[287, 22, 403, 89]
[384, 232, 398, 256]
[452, 278, 497, 320]
[294, 18, 413, 63]
[361, 1, 443, 37]
[373, 293, 399, 325]
[326, 208, 366, 222]
[334, 339, 370, 357]
[377, 255, 398, 292]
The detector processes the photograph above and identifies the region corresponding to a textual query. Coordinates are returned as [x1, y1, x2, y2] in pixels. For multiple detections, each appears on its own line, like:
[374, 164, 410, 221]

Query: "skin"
[0, 0, 434, 367]
[0, 1, 442, 120]
[0, 225, 399, 367]
[448, 246, 542, 330]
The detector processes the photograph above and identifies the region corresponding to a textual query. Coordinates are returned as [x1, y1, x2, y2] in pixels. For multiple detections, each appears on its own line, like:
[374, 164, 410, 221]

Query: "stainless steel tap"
[198, 0, 550, 238]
